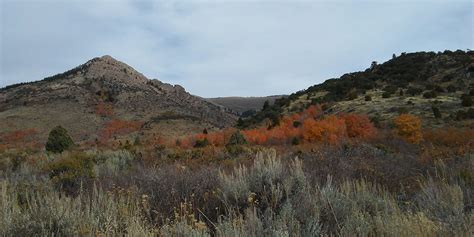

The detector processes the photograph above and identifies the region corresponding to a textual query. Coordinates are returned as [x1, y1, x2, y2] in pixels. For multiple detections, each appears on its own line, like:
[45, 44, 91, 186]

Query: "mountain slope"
[206, 95, 284, 115]
[242, 50, 474, 128]
[0, 56, 237, 143]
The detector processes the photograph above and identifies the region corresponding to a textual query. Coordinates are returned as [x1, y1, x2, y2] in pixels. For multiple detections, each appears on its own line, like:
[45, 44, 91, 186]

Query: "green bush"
[406, 87, 423, 96]
[399, 89, 404, 96]
[461, 95, 472, 107]
[432, 106, 442, 118]
[292, 137, 300, 145]
[47, 152, 95, 194]
[434, 85, 445, 93]
[423, 91, 438, 99]
[227, 131, 248, 146]
[194, 138, 209, 148]
[447, 85, 457, 93]
[45, 126, 74, 153]
[293, 120, 302, 128]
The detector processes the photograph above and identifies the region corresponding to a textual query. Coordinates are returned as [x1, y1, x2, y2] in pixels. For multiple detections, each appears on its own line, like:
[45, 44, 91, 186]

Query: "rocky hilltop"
[0, 56, 237, 143]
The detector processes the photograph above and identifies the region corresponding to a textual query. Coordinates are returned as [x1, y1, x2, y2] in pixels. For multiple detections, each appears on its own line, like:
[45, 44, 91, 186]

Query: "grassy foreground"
[0, 146, 472, 236]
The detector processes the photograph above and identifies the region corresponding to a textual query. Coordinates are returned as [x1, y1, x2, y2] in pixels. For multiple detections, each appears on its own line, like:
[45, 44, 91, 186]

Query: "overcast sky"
[1, 0, 472, 97]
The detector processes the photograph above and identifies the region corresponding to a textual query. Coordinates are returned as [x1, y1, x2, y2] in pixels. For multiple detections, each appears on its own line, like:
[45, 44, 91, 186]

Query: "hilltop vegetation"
[241, 50, 474, 128]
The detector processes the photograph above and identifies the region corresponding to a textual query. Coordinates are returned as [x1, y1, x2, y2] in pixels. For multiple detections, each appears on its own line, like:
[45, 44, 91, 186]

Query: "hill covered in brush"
[241, 50, 474, 128]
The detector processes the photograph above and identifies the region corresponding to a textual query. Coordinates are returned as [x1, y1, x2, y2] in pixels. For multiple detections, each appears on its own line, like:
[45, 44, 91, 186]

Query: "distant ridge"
[207, 95, 285, 115]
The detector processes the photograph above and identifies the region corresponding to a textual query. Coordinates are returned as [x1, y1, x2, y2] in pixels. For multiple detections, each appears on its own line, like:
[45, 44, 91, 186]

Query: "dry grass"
[0, 147, 472, 236]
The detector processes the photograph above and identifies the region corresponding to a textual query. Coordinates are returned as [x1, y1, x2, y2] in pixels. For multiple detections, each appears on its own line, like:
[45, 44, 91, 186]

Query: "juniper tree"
[45, 125, 74, 153]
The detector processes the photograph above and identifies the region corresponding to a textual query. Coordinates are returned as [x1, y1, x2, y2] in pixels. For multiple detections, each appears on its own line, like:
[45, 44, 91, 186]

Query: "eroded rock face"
[0, 55, 237, 141]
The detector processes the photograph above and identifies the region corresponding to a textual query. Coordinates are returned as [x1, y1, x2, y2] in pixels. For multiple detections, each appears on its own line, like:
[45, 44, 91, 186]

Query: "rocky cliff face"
[0, 55, 237, 142]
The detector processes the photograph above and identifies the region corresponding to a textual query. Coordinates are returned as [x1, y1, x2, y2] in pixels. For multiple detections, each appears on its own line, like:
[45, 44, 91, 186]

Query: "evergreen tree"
[262, 100, 270, 110]
[431, 106, 442, 118]
[237, 118, 244, 128]
[45, 126, 74, 153]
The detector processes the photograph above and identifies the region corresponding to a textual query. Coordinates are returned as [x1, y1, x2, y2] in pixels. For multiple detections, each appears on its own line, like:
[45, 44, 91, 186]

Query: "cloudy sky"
[1, 0, 472, 97]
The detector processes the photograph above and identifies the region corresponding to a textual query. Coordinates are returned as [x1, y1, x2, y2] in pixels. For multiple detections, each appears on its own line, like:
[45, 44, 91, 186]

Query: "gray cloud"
[1, 0, 472, 97]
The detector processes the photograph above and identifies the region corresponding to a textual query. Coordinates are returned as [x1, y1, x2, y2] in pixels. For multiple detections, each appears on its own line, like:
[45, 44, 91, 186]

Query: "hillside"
[241, 50, 474, 128]
[0, 55, 237, 144]
[206, 95, 284, 116]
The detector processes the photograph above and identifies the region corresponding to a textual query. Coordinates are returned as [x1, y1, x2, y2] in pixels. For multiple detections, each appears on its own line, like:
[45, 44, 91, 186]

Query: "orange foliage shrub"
[303, 115, 346, 144]
[207, 128, 236, 146]
[302, 119, 324, 142]
[177, 137, 194, 149]
[243, 128, 269, 145]
[301, 105, 322, 119]
[99, 119, 142, 142]
[0, 128, 40, 149]
[1, 128, 38, 144]
[320, 115, 347, 144]
[341, 114, 376, 139]
[419, 128, 474, 162]
[176, 128, 237, 148]
[243, 106, 323, 145]
[173, 105, 376, 148]
[393, 114, 423, 144]
[423, 128, 474, 147]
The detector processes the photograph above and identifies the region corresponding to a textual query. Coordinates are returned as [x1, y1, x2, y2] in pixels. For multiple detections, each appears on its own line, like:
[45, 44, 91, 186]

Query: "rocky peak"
[83, 55, 148, 85]
[0, 55, 238, 134]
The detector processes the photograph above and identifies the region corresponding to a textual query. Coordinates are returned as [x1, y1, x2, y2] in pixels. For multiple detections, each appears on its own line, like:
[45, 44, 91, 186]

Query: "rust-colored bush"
[341, 114, 377, 139]
[302, 115, 346, 144]
[393, 114, 423, 144]
[176, 105, 378, 147]
[0, 128, 40, 150]
[99, 119, 143, 142]
[302, 119, 324, 142]
[423, 128, 474, 149]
